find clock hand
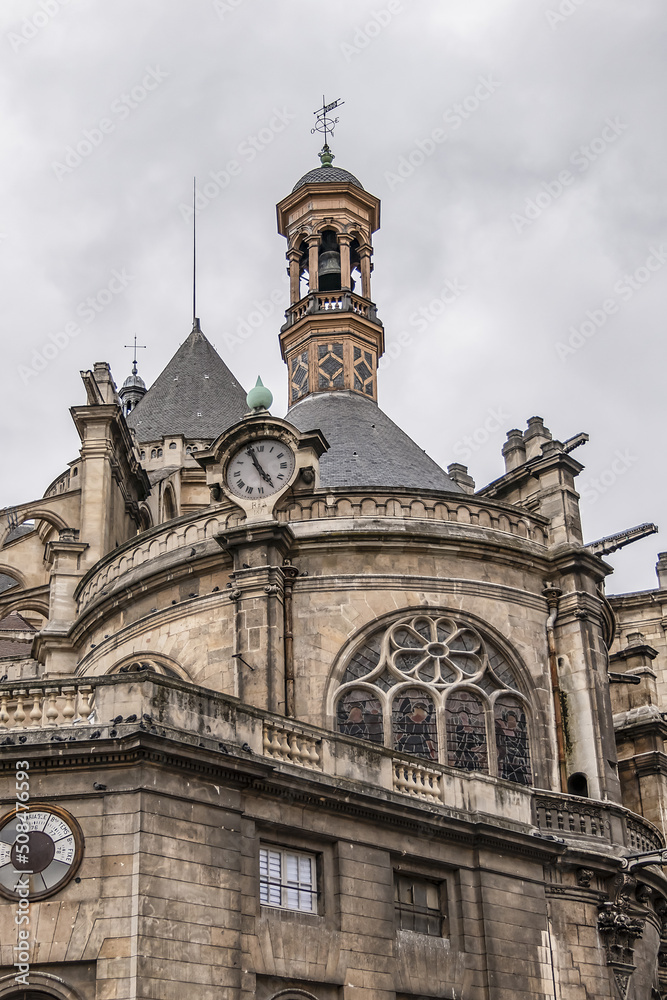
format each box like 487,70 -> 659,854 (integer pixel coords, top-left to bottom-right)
245,446 -> 274,486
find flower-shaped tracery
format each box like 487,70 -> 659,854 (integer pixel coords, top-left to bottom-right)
335,612 -> 532,785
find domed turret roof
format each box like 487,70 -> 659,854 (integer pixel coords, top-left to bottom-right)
292,165 -> 363,192
122,371 -> 146,390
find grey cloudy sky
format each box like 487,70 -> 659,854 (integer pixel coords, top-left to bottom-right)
1,0 -> 665,595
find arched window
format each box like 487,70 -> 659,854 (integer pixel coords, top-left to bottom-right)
336,687 -> 383,744
392,688 -> 437,760
494,696 -> 531,786
333,612 -> 533,785
445,689 -> 488,773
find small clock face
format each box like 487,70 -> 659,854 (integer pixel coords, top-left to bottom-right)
226,438 -> 296,499
0,807 -> 83,900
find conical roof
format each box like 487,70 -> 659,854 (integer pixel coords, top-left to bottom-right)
287,391 -> 463,492
126,320 -> 248,442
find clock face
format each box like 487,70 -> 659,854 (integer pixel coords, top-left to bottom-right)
0,807 -> 83,900
226,438 -> 296,499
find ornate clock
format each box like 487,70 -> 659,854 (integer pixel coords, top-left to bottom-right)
226,438 -> 296,499
0,805 -> 83,900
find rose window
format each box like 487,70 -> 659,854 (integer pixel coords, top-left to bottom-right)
335,613 -> 532,785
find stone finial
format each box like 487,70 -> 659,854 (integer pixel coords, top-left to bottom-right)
626,631 -> 646,647
447,463 -> 475,494
656,552 -> 667,589
502,429 -> 526,472
523,416 -> 552,461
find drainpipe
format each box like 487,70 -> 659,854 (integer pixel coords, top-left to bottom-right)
544,585 -> 568,791
282,561 -> 299,717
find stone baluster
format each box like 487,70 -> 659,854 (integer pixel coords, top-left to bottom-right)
45,689 -> 60,727
62,688 -> 76,725
77,686 -> 94,724
0,695 -> 8,730
14,691 -> 26,730
29,690 -> 43,727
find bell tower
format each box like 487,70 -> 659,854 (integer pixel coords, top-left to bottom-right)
276,141 -> 384,406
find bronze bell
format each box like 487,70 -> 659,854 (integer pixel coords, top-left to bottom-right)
318,249 -> 341,291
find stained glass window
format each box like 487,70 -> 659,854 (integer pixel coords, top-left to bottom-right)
494,697 -> 531,785
392,689 -> 438,761
333,613 -> 532,785
445,690 -> 488,774
336,688 -> 383,744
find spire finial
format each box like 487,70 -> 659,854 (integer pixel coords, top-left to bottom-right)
312,96 -> 345,161
124,335 -> 146,375
192,175 -> 197,325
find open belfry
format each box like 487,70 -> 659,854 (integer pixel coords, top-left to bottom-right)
2,117 -> 667,1000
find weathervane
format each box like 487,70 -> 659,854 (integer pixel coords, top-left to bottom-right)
124,335 -> 146,375
312,96 -> 345,149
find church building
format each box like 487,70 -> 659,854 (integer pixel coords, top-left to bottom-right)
0,139 -> 666,1000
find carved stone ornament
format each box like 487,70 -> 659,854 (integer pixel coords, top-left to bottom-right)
597,875 -> 649,999
577,867 -> 594,888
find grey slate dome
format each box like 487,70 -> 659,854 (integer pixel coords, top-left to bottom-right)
292,165 -> 363,192
287,391 -> 463,493
122,372 -> 146,390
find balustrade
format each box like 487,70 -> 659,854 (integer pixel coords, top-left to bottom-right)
0,684 -> 95,729
262,720 -> 321,770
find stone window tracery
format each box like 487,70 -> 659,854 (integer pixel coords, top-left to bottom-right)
334,613 -> 533,785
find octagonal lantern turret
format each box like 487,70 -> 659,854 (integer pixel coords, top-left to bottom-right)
276,155 -> 385,405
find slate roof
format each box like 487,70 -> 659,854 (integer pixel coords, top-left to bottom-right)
126,320 -> 248,443
0,612 -> 35,660
0,574 -> 18,594
292,165 -> 363,191
287,391 -> 463,492
0,612 -> 35,632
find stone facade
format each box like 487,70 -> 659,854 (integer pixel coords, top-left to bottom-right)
0,153 -> 666,1000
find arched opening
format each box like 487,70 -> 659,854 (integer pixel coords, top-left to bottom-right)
568,771 -> 589,798
162,485 -> 176,522
317,229 -> 341,291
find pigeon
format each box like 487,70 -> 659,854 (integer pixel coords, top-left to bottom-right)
51,734 -> 64,742
241,742 -> 253,754
1,737 -> 15,746
111,715 -> 123,725
18,735 -> 27,744
218,743 -> 229,754
142,714 -> 153,724
92,781 -> 106,790
125,714 -> 137,724
0,675 -> 7,683
89,730 -> 101,739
